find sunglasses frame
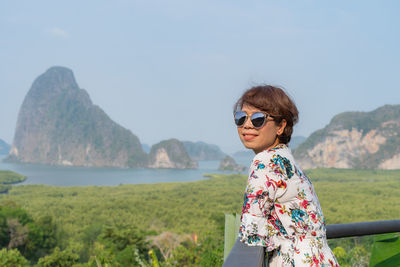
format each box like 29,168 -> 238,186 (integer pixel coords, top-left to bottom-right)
234,111 -> 276,129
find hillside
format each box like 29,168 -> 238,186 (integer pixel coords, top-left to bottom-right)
7,66 -> 147,167
182,141 -> 226,160
294,105 -> 400,169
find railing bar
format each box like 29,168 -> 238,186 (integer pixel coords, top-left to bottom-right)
326,219 -> 400,239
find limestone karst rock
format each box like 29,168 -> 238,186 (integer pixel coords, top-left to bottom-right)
7,66 -> 147,167
148,139 -> 198,169
293,105 -> 400,169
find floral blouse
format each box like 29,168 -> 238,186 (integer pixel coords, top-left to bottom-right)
239,144 -> 339,267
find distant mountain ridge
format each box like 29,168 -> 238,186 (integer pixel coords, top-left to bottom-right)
7,67 -> 148,167
182,141 -> 226,160
141,144 -> 151,153
293,104 -> 400,169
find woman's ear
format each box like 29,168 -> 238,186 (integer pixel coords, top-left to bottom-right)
277,119 -> 287,135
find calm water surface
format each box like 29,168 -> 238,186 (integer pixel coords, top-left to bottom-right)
0,155 -> 252,186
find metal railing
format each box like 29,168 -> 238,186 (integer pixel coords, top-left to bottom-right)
223,219 -> 400,267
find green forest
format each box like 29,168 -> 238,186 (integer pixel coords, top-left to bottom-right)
0,170 -> 26,193
0,168 -> 398,266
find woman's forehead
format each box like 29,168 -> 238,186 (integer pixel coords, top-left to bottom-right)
241,103 -> 262,113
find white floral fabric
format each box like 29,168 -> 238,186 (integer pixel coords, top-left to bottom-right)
239,144 -> 339,267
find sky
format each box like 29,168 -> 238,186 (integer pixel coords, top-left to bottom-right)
1,0 -> 399,154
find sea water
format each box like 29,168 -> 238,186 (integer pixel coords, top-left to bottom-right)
0,155 -> 252,186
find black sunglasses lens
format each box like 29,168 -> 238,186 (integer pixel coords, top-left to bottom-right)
251,113 -> 266,128
234,112 -> 247,126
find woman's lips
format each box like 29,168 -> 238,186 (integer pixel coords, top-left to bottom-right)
243,133 -> 258,140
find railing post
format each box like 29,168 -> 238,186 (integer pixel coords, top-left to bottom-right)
223,240 -> 266,267
223,213 -> 241,260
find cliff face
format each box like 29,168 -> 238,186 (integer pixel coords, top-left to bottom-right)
148,139 -> 198,169
293,105 -> 400,170
182,141 -> 226,160
8,66 -> 147,167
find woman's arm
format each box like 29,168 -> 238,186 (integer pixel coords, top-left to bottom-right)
239,152 -> 287,248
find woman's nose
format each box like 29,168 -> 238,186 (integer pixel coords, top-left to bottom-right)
243,117 -> 253,128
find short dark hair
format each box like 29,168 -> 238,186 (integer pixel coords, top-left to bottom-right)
234,85 -> 299,144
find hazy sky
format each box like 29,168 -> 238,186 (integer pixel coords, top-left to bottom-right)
1,0 -> 399,154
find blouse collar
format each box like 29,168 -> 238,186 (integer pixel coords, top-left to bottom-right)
266,143 -> 288,152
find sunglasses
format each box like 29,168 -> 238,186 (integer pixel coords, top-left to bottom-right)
234,111 -> 275,129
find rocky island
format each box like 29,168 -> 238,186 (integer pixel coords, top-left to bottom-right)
149,139 -> 197,169
294,104 -> 400,169
7,66 -> 148,168
6,67 -> 198,169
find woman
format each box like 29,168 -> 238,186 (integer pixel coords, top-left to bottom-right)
235,85 -> 339,266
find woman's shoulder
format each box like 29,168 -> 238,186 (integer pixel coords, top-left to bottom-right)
253,144 -> 292,162
252,144 -> 298,178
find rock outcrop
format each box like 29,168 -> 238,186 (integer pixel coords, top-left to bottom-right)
182,141 -> 226,160
148,139 -> 198,169
218,156 -> 246,172
293,105 -> 400,169
0,139 -> 10,155
7,66 -> 147,167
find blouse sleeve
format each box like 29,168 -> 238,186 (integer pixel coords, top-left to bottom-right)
238,151 -> 288,249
